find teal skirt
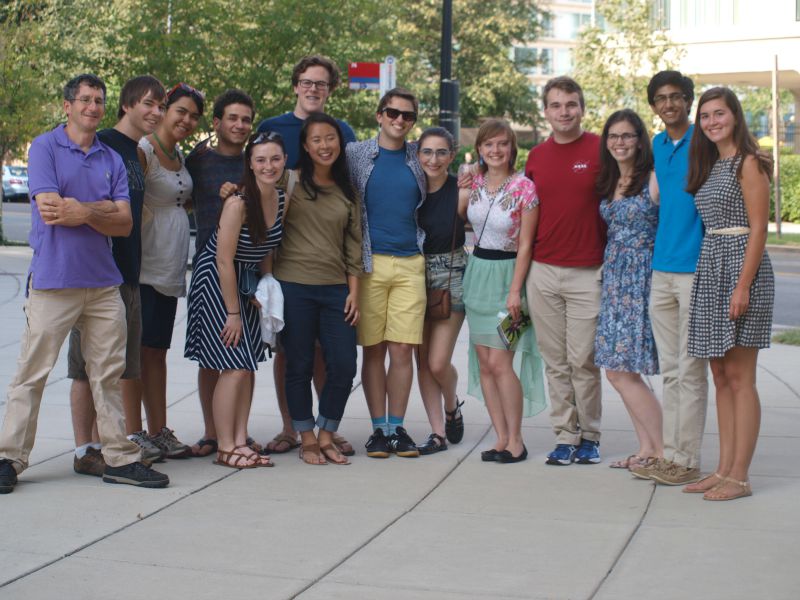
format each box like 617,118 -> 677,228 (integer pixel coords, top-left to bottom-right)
462,255 -> 547,418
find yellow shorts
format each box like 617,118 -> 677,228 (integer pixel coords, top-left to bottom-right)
358,254 -> 426,346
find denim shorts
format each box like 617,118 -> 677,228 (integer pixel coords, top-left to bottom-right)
425,247 -> 467,313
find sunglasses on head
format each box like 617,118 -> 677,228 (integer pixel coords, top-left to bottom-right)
380,107 -> 417,122
168,82 -> 205,101
251,131 -> 283,145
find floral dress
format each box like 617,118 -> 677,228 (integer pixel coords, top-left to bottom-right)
594,184 -> 659,374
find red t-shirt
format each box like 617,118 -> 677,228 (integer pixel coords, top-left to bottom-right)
524,132 -> 606,267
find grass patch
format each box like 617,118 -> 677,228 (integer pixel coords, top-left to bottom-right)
767,232 -> 800,246
772,328 -> 800,345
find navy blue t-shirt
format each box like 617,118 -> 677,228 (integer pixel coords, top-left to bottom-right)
256,112 -> 357,169
365,146 -> 420,256
97,128 -> 145,284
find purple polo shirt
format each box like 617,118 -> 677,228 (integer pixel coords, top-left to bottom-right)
27,124 -> 129,290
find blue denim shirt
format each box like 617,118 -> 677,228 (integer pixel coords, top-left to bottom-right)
346,136 -> 426,273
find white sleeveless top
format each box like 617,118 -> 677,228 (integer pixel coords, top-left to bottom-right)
138,137 -> 192,297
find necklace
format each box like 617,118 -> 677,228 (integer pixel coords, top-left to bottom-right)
153,132 -> 177,161
482,174 -> 514,200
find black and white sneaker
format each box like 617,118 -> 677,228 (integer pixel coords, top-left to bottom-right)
0,459 -> 17,494
103,461 -> 169,488
388,427 -> 420,458
365,429 -> 391,458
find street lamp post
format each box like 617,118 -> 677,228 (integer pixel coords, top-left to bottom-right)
439,0 -> 460,146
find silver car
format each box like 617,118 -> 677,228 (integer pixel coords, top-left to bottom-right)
3,165 -> 29,202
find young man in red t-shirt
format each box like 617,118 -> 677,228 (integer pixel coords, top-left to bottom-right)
524,76 -> 606,465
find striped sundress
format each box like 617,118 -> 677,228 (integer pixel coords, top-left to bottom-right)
184,191 -> 285,370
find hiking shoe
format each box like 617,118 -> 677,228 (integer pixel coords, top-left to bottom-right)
365,429 -> 391,458
0,459 -> 17,494
149,427 -> 191,459
649,461 -> 701,486
630,457 -> 664,480
73,447 -> 106,477
103,461 -> 169,488
575,438 -> 601,464
388,427 -> 420,458
128,431 -> 166,462
546,444 -> 577,465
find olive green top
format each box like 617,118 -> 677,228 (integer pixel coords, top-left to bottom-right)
273,180 -> 363,285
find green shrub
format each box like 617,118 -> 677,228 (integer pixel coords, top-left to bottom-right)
772,154 -> 800,223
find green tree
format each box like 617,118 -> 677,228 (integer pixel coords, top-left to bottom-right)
572,0 -> 683,133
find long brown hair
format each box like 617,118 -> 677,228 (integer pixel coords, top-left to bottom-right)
596,109 -> 653,200
237,131 -> 286,244
686,87 -> 772,195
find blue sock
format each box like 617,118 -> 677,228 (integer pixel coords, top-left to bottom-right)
388,415 -> 404,436
371,416 -> 388,435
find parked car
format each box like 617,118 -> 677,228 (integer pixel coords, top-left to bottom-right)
3,165 -> 29,202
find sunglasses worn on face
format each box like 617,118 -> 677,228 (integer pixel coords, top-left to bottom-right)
380,107 -> 417,122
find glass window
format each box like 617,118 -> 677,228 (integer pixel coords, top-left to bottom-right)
555,48 -> 573,74
514,47 -> 537,75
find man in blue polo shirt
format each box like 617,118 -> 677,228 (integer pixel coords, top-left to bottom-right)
631,71 -> 708,486
0,74 -> 168,493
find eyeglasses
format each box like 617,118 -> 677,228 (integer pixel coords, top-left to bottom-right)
419,148 -> 452,158
297,79 -> 330,91
380,107 -> 417,122
653,92 -> 685,106
607,133 -> 638,143
68,96 -> 106,107
252,131 -> 284,145
168,82 -> 206,101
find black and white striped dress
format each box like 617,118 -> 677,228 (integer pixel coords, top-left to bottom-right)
688,156 -> 774,358
184,191 -> 285,370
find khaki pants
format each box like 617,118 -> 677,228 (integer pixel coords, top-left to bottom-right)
649,271 -> 708,468
0,285 -> 141,473
526,262 -> 602,444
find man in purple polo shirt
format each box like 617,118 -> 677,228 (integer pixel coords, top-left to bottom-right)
0,74 -> 168,494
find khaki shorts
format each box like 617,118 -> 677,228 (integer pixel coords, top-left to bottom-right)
68,283 -> 141,380
357,254 -> 426,347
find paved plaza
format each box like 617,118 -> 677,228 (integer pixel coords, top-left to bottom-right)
0,245 -> 797,599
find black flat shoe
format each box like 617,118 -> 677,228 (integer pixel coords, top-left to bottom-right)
445,399 -> 465,444
481,448 -> 501,462
497,445 -> 528,464
418,433 -> 447,455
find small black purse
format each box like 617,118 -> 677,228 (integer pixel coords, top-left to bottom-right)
238,268 -> 260,297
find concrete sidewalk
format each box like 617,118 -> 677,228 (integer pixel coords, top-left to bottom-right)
0,245 -> 797,600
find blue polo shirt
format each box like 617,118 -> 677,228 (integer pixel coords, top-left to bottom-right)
257,112 -> 357,169
652,125 -> 704,273
27,124 -> 129,290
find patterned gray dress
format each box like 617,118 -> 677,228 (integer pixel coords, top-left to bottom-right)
688,156 -> 774,358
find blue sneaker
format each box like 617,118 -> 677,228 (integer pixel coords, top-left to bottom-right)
574,438 -> 601,464
546,444 -> 577,465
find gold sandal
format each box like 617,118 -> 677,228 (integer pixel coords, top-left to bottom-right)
703,476 -> 752,501
682,472 -> 723,493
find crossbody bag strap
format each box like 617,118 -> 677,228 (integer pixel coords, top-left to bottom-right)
445,194 -> 460,288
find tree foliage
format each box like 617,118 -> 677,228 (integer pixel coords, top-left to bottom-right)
572,0 -> 683,133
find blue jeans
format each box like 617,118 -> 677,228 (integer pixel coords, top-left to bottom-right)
279,281 -> 357,432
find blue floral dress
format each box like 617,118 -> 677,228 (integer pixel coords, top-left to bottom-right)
594,185 -> 659,374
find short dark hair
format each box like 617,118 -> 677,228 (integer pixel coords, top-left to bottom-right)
647,70 -> 694,109
64,74 -> 106,103
166,83 -> 205,115
117,75 -> 166,120
377,87 -> 419,115
291,55 -> 341,91
212,89 -> 255,121
418,127 -> 456,153
542,76 -> 584,110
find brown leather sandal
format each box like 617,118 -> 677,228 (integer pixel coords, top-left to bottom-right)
234,445 -> 273,468
214,448 -> 259,469
299,442 -> 327,465
703,476 -> 752,501
320,443 -> 351,465
682,472 -> 724,493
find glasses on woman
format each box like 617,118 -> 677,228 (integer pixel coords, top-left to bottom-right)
380,107 -> 417,122
607,133 -> 638,143
419,148 -> 452,158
